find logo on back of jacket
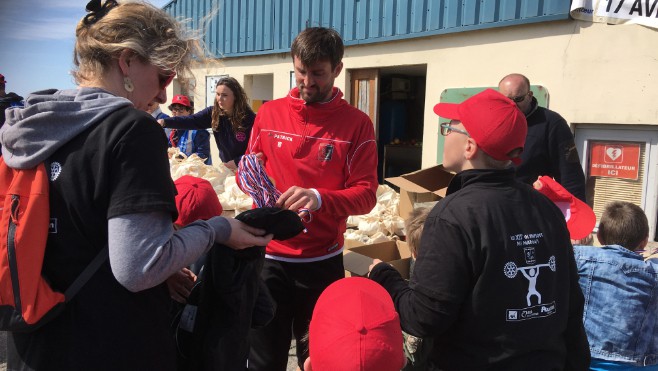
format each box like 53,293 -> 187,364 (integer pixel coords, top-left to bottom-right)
504,232 -> 557,321
49,161 -> 62,234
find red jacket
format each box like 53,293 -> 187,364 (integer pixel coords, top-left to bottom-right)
241,87 -> 378,260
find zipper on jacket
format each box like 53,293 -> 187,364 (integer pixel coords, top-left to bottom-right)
7,195 -> 22,313
294,105 -> 309,158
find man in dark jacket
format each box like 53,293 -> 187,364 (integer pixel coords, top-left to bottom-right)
0,74 -> 24,129
498,73 -> 587,202
369,89 -> 590,370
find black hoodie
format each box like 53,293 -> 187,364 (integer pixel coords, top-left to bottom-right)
371,168 -> 590,370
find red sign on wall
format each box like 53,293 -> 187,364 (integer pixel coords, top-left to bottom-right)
589,142 -> 641,180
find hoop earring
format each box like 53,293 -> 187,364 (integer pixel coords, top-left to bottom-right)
124,77 -> 134,92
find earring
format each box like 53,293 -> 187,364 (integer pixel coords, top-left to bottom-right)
124,77 -> 134,92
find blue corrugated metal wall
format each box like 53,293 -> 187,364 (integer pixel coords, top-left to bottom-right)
163,0 -> 570,58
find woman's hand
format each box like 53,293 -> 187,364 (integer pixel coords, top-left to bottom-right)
224,218 -> 273,250
166,268 -> 197,303
223,160 -> 238,171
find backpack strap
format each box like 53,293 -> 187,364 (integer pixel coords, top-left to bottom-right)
64,246 -> 109,302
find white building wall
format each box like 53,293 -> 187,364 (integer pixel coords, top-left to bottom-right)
170,19 -> 658,237
175,19 -> 657,168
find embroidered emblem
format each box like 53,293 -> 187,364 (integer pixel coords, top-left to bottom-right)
50,162 -> 62,181
235,131 -> 246,142
317,143 -> 334,162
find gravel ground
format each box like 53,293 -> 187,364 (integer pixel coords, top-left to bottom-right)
1,331 -> 6,371
0,330 -> 297,371
2,242 -> 654,371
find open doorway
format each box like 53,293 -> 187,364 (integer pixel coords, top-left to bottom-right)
349,65 -> 427,183
379,66 -> 426,182
244,74 -> 273,113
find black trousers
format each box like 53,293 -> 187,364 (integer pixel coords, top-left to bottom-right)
248,253 -> 344,371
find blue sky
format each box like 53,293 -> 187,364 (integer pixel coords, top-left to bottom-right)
0,0 -> 171,99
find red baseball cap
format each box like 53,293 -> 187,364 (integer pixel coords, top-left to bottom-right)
174,175 -> 223,226
170,94 -> 192,108
308,277 -> 405,371
534,176 -> 596,240
434,88 -> 527,165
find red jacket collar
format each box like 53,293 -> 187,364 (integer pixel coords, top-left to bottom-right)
286,87 -> 346,123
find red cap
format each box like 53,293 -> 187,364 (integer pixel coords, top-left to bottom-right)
534,176 -> 596,240
170,94 -> 192,108
434,88 -> 527,165
174,175 -> 223,226
308,277 -> 405,371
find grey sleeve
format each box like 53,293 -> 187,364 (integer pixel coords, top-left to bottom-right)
108,211 -> 232,292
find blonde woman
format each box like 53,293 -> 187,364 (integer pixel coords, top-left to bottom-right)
0,1 -> 271,369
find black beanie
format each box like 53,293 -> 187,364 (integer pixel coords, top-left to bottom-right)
235,207 -> 305,241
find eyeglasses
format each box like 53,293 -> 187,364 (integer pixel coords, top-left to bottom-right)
509,92 -> 529,103
159,71 -> 176,90
169,106 -> 188,113
440,123 -> 470,137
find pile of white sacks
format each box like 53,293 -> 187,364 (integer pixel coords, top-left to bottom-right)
169,149 -> 406,244
168,149 -> 253,213
344,185 -> 405,244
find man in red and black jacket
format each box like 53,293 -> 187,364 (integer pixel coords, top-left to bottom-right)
238,27 -> 378,370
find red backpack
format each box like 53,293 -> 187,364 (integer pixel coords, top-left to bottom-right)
0,157 -> 106,332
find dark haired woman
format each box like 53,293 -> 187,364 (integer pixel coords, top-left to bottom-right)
160,76 -> 255,171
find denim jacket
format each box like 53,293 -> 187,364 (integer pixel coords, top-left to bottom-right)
574,245 -> 658,366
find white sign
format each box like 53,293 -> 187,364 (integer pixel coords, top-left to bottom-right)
571,0 -> 658,29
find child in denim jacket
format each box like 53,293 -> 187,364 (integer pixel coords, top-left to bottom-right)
573,201 -> 658,370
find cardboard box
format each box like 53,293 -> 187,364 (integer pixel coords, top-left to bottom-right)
343,237 -> 367,249
385,165 -> 454,220
343,240 -> 412,278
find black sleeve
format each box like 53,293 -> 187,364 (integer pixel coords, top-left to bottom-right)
563,245 -> 591,370
162,107 -> 213,131
547,114 -> 587,202
370,215 -> 469,338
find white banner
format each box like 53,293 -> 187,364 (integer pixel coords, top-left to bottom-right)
571,0 -> 658,29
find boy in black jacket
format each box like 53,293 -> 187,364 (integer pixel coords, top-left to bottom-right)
369,89 -> 590,370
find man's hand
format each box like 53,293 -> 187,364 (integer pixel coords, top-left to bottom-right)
157,118 -> 165,127
276,186 -> 318,212
368,259 -> 384,276
223,160 -> 237,171
166,268 -> 197,303
224,218 -> 273,250
252,152 -> 265,165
